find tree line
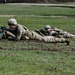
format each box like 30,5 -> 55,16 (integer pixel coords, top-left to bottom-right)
6,0 -> 75,3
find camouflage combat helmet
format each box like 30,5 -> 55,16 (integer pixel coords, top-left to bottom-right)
8,18 -> 17,26
44,25 -> 51,30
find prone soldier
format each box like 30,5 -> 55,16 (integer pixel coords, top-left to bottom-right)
5,18 -> 70,45
35,25 -> 75,38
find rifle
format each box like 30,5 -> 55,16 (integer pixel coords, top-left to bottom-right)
0,26 -> 8,39
35,29 -> 45,36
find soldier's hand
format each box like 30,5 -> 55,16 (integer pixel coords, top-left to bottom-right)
22,36 -> 29,40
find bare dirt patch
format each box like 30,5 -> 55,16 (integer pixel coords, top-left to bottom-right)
0,40 -> 75,54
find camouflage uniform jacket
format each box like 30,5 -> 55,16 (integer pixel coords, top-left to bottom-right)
8,24 -> 29,40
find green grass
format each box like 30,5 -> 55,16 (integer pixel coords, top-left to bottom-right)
0,50 -> 75,75
0,4 -> 75,75
0,4 -> 75,16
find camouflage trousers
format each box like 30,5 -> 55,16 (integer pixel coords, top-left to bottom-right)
54,28 -> 75,38
24,30 -> 67,43
6,29 -> 67,43
63,31 -> 75,38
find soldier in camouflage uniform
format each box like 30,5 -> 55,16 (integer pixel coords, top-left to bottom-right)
6,18 -> 69,45
35,25 -> 75,38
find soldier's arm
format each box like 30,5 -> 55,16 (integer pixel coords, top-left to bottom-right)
5,31 -> 16,38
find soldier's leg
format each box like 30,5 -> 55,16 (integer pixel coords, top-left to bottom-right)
63,31 -> 75,38
25,31 -> 69,45
24,30 -> 43,40
30,31 -> 43,40
42,36 -> 69,45
30,32 -> 69,45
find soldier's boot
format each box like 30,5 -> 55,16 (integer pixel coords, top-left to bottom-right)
65,40 -> 70,46
42,36 -> 70,45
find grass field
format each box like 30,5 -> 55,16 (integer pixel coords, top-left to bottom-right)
0,4 -> 75,16
0,4 -> 75,75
